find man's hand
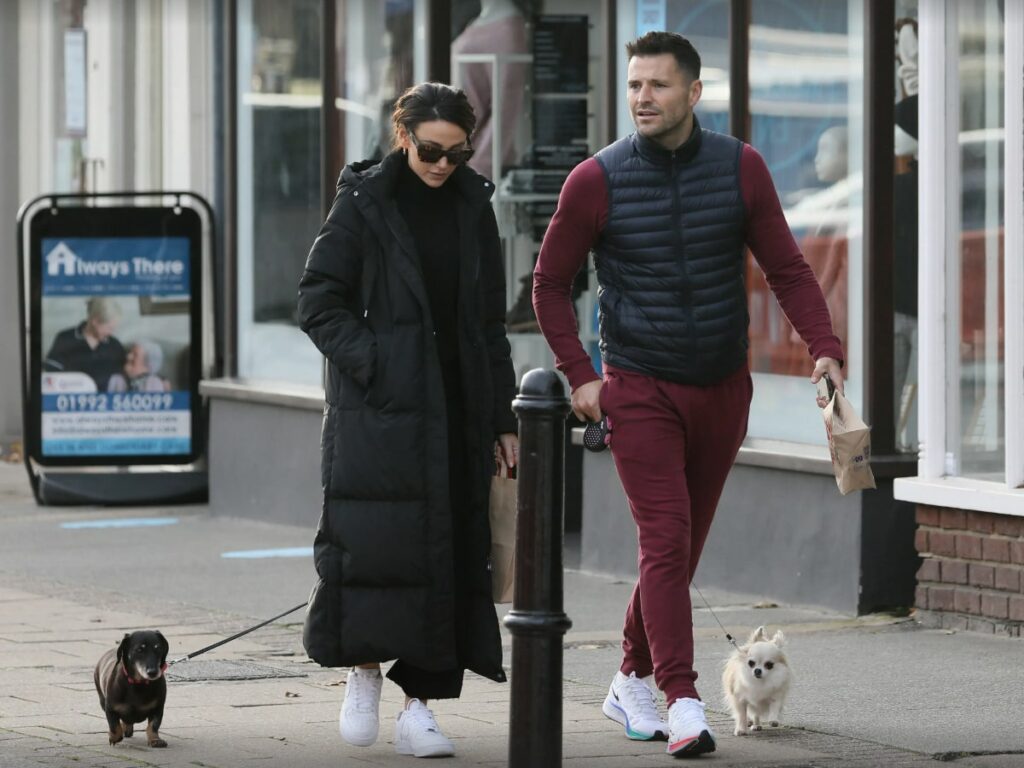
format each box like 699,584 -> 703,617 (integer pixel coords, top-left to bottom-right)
571,379 -> 603,423
811,357 -> 844,408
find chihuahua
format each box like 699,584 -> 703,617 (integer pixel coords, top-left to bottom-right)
722,626 -> 791,736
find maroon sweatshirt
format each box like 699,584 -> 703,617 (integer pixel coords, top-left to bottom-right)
532,143 -> 845,391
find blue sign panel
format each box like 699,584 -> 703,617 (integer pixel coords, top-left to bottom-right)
41,238 -> 190,297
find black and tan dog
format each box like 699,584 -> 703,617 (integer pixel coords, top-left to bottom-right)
94,630 -> 170,747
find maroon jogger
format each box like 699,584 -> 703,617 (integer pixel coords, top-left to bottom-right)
600,362 -> 753,706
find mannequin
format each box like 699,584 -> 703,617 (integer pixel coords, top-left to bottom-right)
451,0 -> 528,180
814,125 -> 848,186
893,17 -> 919,451
476,0 -> 521,23
894,19 -> 919,161
787,125 -> 849,361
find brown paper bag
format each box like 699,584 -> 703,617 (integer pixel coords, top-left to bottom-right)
488,457 -> 517,603
818,377 -> 876,495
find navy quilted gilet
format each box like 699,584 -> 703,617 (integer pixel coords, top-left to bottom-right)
593,122 -> 748,385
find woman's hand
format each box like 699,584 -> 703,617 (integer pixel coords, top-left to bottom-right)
497,433 -> 519,468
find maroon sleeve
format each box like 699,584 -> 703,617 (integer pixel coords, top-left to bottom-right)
740,145 -> 845,365
532,158 -> 608,390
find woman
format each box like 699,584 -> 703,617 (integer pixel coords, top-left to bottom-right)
107,340 -> 170,393
297,82 -> 519,759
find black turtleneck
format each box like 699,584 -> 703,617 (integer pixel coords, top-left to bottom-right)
395,161 -> 461,364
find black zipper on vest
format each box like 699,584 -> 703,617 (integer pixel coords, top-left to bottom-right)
670,153 -> 696,365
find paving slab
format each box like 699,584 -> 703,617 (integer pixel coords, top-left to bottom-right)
2,463 -> 1024,767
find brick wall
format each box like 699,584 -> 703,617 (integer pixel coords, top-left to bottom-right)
914,506 -> 1024,636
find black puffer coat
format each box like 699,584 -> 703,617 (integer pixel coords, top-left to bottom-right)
297,150 -> 516,682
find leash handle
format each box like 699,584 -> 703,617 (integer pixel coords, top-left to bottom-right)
168,601 -> 308,666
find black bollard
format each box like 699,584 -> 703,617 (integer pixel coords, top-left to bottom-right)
506,368 -> 573,768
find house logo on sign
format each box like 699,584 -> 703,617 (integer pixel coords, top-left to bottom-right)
46,242 -> 78,276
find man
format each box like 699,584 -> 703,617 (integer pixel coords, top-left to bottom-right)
533,32 -> 844,758
44,296 -> 126,392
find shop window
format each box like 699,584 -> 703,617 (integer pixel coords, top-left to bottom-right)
745,0 -> 865,444
236,0 -> 323,384
235,0 -> 422,384
949,0 -> 1005,480
334,0 -> 421,164
661,1 -> 730,131
894,0 -> 1021,511
893,3 -> 919,455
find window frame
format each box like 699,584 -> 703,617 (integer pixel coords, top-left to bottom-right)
894,0 -> 1024,514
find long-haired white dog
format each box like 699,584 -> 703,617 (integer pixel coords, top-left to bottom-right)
722,626 -> 791,735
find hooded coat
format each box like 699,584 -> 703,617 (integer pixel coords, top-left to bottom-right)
297,150 -> 516,683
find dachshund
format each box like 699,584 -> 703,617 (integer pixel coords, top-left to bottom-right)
94,630 -> 169,747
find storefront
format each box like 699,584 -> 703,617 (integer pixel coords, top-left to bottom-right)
4,1 -> 1019,618
205,0 -> 927,613
893,0 -> 1023,635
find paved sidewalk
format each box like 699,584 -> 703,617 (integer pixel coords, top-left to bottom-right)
1,464 -> 1023,767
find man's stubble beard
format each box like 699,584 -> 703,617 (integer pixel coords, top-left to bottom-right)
635,110 -> 690,147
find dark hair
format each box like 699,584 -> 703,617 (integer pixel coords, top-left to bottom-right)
626,31 -> 701,81
391,82 -> 477,148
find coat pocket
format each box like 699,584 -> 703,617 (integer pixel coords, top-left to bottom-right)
364,332 -> 390,408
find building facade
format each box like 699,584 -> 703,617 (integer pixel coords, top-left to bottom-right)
3,0 -> 1021,622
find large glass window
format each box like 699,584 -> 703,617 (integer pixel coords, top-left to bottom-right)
893,2 -> 920,454
236,0 -> 323,383
666,1 -> 730,133
336,0 -> 423,164
949,0 -> 1005,480
614,0 -> 858,445
616,1 -> 729,145
235,0 -> 422,384
894,0 -> 1021,511
745,0 -> 864,443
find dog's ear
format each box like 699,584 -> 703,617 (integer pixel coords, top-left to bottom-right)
771,630 -> 786,648
749,625 -> 767,643
155,631 -> 169,663
116,633 -> 132,664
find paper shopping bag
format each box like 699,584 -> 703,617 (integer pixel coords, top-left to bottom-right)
817,377 -> 876,495
488,457 -> 518,603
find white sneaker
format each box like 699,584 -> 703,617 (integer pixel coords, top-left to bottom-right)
602,671 -> 668,741
667,697 -> 716,757
394,699 -> 455,758
339,667 -> 383,747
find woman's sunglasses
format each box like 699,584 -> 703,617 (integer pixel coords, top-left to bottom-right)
408,133 -> 475,166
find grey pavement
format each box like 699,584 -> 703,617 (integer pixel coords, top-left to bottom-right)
0,462 -> 1022,768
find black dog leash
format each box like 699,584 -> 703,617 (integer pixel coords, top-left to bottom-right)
692,581 -> 740,650
168,601 -> 308,666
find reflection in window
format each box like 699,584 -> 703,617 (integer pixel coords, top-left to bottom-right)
247,0 -> 322,325
236,0 -> 323,383
745,0 -> 863,443
665,0 -> 730,134
234,0 -> 421,384
951,0 -> 1005,480
335,0 -> 418,165
893,4 -> 919,454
